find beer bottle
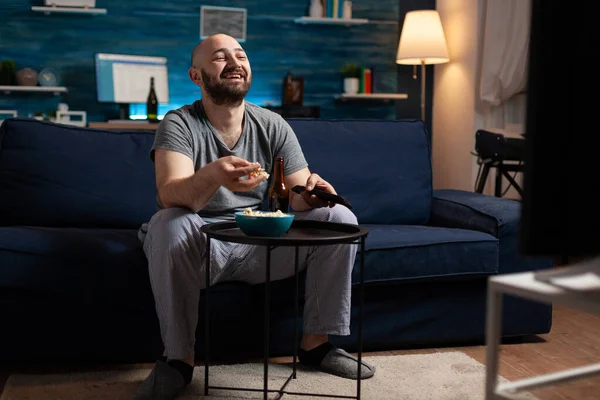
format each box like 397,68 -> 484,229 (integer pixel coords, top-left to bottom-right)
146,77 -> 158,121
268,156 -> 289,212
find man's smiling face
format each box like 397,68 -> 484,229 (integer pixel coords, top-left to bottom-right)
190,34 -> 252,106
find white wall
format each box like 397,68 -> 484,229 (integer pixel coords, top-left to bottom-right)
433,0 -> 493,194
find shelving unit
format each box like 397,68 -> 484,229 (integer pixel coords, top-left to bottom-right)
31,6 -> 107,15
337,93 -> 408,101
294,16 -> 369,25
0,86 -> 68,95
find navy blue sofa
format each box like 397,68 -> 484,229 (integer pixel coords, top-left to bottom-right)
0,117 -> 553,363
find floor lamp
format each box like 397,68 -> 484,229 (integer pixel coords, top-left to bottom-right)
396,10 -> 450,122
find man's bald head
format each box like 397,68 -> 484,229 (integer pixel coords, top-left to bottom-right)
188,33 -> 251,106
190,34 -> 243,67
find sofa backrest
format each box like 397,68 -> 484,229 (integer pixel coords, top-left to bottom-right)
0,118 -> 157,228
0,117 -> 432,228
288,119 -> 432,225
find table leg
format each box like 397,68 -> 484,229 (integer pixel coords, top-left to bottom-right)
293,245 -> 299,379
495,167 -> 503,197
264,246 -> 271,400
357,237 -> 365,400
204,237 -> 211,396
485,280 -> 503,400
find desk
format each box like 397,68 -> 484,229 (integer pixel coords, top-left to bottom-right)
88,122 -> 159,131
485,260 -> 600,399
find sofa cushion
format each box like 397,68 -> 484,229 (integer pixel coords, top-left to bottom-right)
353,225 -> 499,284
0,118 -> 157,229
1,224 -> 498,295
288,119 -> 432,225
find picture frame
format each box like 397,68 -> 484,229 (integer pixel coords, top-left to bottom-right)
56,110 -> 87,127
200,6 -> 247,43
282,77 -> 304,106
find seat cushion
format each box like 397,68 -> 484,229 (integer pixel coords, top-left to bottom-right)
0,224 -> 498,302
0,226 -> 151,306
353,225 -> 499,284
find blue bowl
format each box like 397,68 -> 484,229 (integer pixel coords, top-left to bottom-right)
234,211 -> 295,237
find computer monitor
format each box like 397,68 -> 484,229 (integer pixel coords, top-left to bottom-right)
94,53 -> 170,120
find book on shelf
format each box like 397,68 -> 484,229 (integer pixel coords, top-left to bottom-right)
358,67 -> 374,94
324,0 -> 344,18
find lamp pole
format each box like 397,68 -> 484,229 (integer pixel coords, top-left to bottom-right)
420,59 -> 426,122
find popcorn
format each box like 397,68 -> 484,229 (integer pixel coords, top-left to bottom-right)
249,167 -> 269,179
242,208 -> 286,217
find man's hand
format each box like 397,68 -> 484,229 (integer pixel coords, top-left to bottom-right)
301,173 -> 337,208
207,156 -> 266,192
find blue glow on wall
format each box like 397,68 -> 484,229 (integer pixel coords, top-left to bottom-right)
0,0 -> 403,122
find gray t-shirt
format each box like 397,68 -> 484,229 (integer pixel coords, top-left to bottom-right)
150,100 -> 308,221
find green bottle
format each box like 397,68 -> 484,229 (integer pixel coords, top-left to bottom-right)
146,77 -> 158,121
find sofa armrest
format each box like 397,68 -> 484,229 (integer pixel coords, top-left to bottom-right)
429,189 -> 553,273
429,189 -> 517,238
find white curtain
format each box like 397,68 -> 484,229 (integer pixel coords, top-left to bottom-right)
476,0 -> 531,133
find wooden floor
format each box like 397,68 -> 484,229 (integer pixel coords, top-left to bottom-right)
1,304 -> 598,399
397,305 -> 600,399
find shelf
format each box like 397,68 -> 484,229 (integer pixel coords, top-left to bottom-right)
337,93 -> 409,101
88,122 -> 159,131
0,85 -> 68,95
31,6 -> 107,15
294,16 -> 369,25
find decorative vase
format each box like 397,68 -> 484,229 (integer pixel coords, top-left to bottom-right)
343,0 -> 352,19
16,68 -> 38,86
309,0 -> 323,18
343,77 -> 359,94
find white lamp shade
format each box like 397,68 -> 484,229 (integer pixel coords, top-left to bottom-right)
396,10 -> 450,65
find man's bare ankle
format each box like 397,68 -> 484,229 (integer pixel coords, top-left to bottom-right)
300,334 -> 328,351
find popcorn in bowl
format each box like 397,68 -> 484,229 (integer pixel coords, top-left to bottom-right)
235,208 -> 295,237
242,208 -> 287,217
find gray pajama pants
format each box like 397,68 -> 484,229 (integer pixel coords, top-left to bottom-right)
138,206 -> 358,360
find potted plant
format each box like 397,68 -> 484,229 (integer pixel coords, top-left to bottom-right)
0,59 -> 16,86
340,63 -> 361,94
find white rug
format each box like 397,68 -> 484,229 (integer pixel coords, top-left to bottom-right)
1,352 -> 537,400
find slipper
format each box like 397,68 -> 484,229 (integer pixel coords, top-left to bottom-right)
134,360 -> 186,400
319,347 -> 376,380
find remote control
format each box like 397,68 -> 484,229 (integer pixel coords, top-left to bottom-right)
291,185 -> 353,209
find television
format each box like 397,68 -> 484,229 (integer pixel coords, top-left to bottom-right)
519,0 -> 598,259
94,53 -> 170,120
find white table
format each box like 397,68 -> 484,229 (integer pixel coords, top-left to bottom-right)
485,257 -> 600,399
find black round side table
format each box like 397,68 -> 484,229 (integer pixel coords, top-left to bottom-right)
201,219 -> 369,400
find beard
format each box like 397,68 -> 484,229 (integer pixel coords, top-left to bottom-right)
201,67 -> 252,106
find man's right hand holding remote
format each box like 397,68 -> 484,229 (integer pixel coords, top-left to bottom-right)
301,174 -> 337,209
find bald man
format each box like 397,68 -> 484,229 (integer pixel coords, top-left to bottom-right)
134,34 -> 375,400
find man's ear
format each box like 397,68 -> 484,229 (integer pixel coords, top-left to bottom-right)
188,67 -> 202,86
